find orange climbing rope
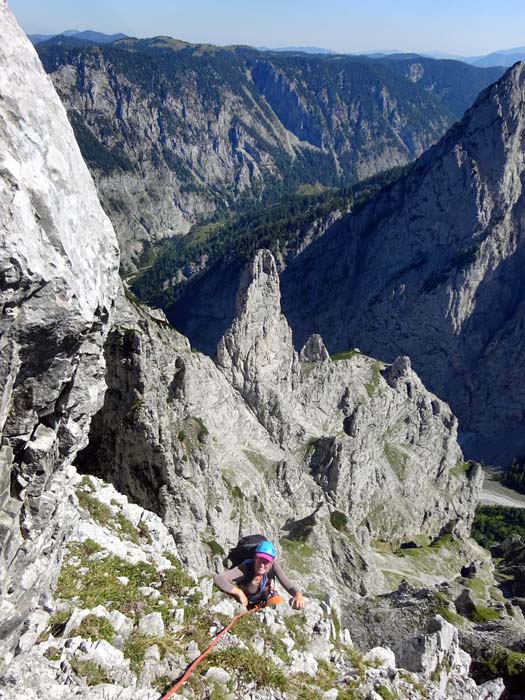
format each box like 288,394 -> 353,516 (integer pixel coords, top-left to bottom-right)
160,595 -> 284,699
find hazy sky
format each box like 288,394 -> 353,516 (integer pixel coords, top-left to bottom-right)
8,0 -> 525,57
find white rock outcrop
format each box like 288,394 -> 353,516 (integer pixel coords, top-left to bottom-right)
0,0 -> 119,670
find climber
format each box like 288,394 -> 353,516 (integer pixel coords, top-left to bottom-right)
213,539 -> 305,610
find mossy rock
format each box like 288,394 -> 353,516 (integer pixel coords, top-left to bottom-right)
472,647 -> 525,693
469,604 -> 501,624
330,510 -> 348,531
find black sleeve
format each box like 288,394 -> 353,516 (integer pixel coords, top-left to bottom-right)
272,561 -> 301,596
213,562 -> 249,594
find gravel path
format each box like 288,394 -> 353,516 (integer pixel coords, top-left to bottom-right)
480,474 -> 525,509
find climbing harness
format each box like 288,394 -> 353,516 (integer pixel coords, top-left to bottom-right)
160,594 -> 283,699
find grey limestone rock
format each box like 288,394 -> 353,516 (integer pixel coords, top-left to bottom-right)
300,334 -> 330,363
83,250 -> 481,612
363,646 -> 396,669
137,613 -> 165,638
395,615 -> 463,677
0,0 -> 119,669
204,667 -> 232,685
281,62 -> 525,466
217,250 -> 482,545
79,639 -> 127,670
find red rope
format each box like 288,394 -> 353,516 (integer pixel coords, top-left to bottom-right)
160,603 -> 264,699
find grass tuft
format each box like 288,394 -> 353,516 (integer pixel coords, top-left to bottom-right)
330,510 -> 348,531
75,615 -> 115,643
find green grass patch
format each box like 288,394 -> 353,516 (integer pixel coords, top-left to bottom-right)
179,609 -> 216,652
70,659 -> 111,686
473,648 -> 525,682
303,437 -> 320,459
44,646 -> 61,661
79,538 -> 103,556
138,520 -> 152,544
199,647 -> 287,689
330,349 -> 359,362
449,460 -> 473,479
79,475 -> 94,491
464,577 -> 486,598
154,675 -> 175,694
231,485 -> 243,499
114,512 -> 140,544
429,534 -> 454,549
344,646 -> 366,681
75,615 -> 115,643
131,399 -> 144,412
384,443 -> 408,480
371,539 -> 393,553
469,604 -> 501,624
283,613 -> 309,651
337,685 -> 364,700
205,540 -> 225,556
375,686 -> 397,700
288,660 -> 338,698
434,592 -> 465,627
77,489 -> 143,544
365,361 -> 382,398
76,491 -> 113,527
295,183 -> 333,196
124,632 -> 181,675
55,544 -> 193,626
233,613 -> 290,663
243,449 -> 272,471
46,609 -> 71,638
330,510 -> 348,531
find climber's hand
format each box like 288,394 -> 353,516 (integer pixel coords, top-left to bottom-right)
291,592 -> 305,610
231,587 -> 248,608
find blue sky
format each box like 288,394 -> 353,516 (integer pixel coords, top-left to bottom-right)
8,0 -> 525,56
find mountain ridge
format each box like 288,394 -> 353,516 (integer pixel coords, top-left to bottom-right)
278,61 -> 525,465
28,29 -> 128,45
0,6 -> 520,697
36,37 -> 503,268
151,62 -> 525,467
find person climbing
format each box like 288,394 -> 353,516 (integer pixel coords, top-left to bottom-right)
213,539 -> 305,610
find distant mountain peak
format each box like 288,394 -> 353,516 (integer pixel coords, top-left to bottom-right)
455,60 -> 525,141
28,29 -> 128,45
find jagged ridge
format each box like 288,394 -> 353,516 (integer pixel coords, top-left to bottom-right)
279,62 -> 525,466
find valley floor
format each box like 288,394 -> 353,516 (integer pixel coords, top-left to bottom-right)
480,474 -> 525,509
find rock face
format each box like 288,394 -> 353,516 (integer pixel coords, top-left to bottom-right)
82,252 -> 481,610
35,39 -> 491,268
217,251 -> 482,543
280,62 -> 525,465
0,0 -> 119,672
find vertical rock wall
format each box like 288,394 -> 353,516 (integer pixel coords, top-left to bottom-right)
0,0 -> 119,670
